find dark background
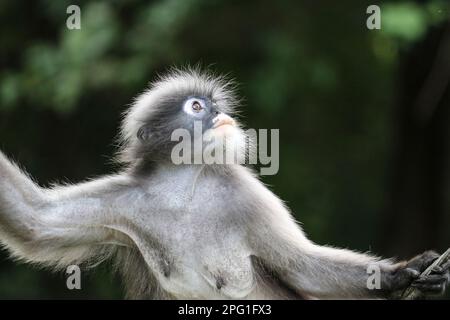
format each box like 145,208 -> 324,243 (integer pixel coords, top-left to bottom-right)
0,0 -> 449,299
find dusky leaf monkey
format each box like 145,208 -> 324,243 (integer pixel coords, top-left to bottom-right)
0,69 -> 448,299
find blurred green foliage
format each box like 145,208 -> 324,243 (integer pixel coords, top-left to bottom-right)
0,0 -> 448,298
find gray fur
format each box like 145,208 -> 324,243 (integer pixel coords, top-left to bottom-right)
0,68 -> 448,299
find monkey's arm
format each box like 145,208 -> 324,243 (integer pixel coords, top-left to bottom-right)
0,151 -> 130,268
246,187 -> 449,299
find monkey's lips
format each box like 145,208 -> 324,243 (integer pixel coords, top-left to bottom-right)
212,114 -> 236,130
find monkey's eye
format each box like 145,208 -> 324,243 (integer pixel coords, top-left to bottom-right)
183,98 -> 206,117
192,101 -> 203,112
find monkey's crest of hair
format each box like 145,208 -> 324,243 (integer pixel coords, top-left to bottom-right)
117,68 -> 240,166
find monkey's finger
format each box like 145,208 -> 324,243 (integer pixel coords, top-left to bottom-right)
407,251 -> 439,272
413,275 -> 446,285
431,259 -> 450,270
390,268 -> 420,290
404,268 -> 420,278
411,282 -> 446,294
431,266 -> 444,274
419,251 -> 440,270
430,261 -> 450,281
442,260 -> 450,271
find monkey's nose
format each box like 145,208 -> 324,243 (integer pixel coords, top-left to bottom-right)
212,113 -> 236,128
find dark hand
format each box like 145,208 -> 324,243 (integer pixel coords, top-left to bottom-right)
384,251 -> 450,299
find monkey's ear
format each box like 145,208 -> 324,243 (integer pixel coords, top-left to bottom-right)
137,126 -> 150,141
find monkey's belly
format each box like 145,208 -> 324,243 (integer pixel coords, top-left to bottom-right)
152,256 -> 302,299
155,250 -> 256,299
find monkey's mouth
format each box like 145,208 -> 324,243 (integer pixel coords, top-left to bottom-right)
212,114 -> 236,129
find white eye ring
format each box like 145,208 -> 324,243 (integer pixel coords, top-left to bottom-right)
183,98 -> 205,116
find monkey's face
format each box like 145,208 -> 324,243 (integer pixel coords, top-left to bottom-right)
120,70 -> 247,166
179,96 -> 246,164
142,95 -> 246,165
181,96 -> 236,134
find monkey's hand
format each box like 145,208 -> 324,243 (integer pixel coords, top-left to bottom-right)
383,251 -> 450,299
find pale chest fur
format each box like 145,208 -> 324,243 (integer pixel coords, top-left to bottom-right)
122,165 -> 257,299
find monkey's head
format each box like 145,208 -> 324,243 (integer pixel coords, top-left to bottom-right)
118,68 -> 247,168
